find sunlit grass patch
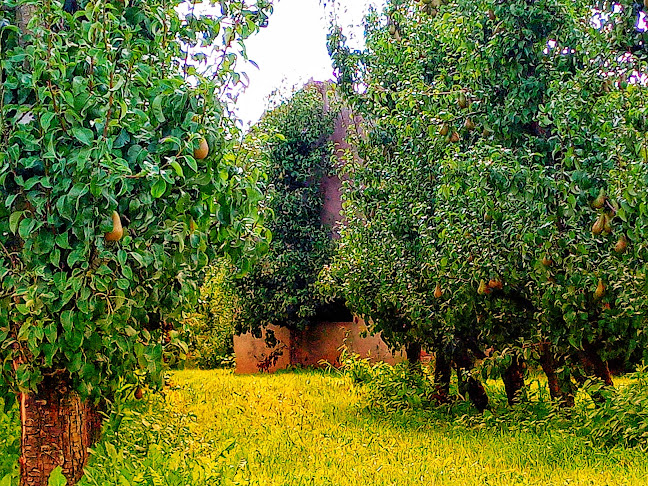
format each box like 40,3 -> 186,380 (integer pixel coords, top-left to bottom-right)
167,369 -> 648,486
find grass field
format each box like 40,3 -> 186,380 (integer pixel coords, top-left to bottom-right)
158,369 -> 648,486
2,369 -> 648,485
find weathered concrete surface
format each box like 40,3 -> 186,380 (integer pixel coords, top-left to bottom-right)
234,318 -> 406,374
233,325 -> 292,374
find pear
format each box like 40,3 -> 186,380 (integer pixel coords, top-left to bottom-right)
640,146 -> 648,162
439,124 -> 449,136
449,131 -> 460,143
458,92 -> 468,109
594,278 -> 605,300
105,211 -> 124,242
614,235 -> 628,254
134,387 -> 143,400
464,118 -> 476,130
644,0 -> 648,10
603,214 -> 613,234
542,255 -> 552,267
488,9 -> 496,21
488,279 -> 503,290
194,137 -> 209,160
434,284 -> 443,299
592,189 -> 606,209
592,214 -> 605,235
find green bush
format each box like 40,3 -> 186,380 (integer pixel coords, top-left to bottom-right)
338,350 -> 438,411
0,397 -> 19,485
78,382 -> 238,486
181,265 -> 237,369
578,367 -> 648,451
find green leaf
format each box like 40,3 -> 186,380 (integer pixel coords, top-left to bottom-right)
72,127 -> 94,146
61,310 -> 74,333
41,111 -> 56,132
152,94 -> 165,123
170,161 -> 184,178
9,211 -> 24,234
151,178 -> 167,198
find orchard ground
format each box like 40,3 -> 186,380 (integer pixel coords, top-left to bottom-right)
2,368 -> 648,486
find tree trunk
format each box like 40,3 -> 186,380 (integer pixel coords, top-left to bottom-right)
574,339 -> 614,405
466,376 -> 489,412
581,339 -> 614,387
538,343 -> 574,407
405,342 -> 421,365
432,349 -> 451,403
20,377 -> 102,486
501,353 -> 526,406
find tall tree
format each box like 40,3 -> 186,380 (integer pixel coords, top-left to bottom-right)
233,83 -> 342,342
328,0 -> 648,407
0,0 -> 271,483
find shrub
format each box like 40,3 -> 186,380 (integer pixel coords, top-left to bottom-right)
181,265 -> 237,369
79,383 -> 240,486
0,397 -> 19,484
577,366 -> 648,451
338,350 -> 437,411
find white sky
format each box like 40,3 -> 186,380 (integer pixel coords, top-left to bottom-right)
234,0 -> 385,127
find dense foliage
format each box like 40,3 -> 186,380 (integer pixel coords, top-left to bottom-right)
328,0 -> 648,406
233,84 -> 341,338
0,0 -> 271,401
181,264 -> 237,369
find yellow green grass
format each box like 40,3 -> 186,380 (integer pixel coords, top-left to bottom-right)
3,369 -> 647,485
159,369 -> 648,486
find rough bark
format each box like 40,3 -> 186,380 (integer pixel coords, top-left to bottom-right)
20,378 -> 101,486
466,376 -> 489,413
16,4 -> 38,45
574,339 -> 614,405
432,350 -> 451,403
501,353 -> 526,406
452,337 -> 489,411
581,339 -> 614,387
538,343 -> 575,407
405,342 -> 421,365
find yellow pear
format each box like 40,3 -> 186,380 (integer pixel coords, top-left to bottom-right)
458,92 -> 468,109
542,255 -> 552,267
105,211 -> 123,242
594,279 -> 605,300
434,284 -> 443,299
449,131 -> 460,143
592,189 -> 606,209
439,124 -> 449,136
193,137 -> 209,160
464,118 -> 476,130
614,235 -> 627,254
488,278 -> 503,290
603,214 -> 613,234
592,214 -> 605,235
